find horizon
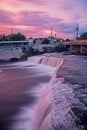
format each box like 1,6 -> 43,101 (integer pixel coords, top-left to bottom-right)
0,0 -> 87,39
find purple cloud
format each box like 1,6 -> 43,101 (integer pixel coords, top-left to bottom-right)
18,10 -> 76,37
71,14 -> 81,21
18,11 -> 62,27
1,0 -> 87,39
60,4 -> 73,10
0,9 -> 78,37
0,10 -> 14,24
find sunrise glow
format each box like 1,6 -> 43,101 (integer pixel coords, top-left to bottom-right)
0,0 -> 87,39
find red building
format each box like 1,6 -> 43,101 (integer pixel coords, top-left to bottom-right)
63,40 -> 87,55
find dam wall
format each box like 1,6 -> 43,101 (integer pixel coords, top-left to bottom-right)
28,55 -> 84,130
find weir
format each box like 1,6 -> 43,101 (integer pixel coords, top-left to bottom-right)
28,56 -> 83,130
28,56 -> 63,68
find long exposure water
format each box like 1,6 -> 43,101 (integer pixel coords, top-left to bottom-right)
0,54 -> 87,130
33,54 -> 87,130
0,61 -> 55,130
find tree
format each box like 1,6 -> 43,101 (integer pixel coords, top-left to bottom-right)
16,32 -> 26,41
8,34 -> 17,41
33,39 -> 36,44
80,32 -> 87,40
76,37 -> 81,40
42,38 -> 50,44
0,34 -> 8,41
8,32 -> 26,41
0,32 -> 26,41
25,46 -> 34,57
55,43 -> 67,52
65,39 -> 71,42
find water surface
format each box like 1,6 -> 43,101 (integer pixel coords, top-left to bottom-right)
0,61 -> 55,130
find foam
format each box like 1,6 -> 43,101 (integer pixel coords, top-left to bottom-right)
33,77 -> 82,130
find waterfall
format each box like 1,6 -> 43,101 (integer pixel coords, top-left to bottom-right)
33,77 -> 84,130
28,56 -> 43,64
50,78 -> 81,130
33,85 -> 52,130
30,56 -> 84,130
28,56 -> 63,68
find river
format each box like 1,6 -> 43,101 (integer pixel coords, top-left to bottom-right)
0,54 -> 87,130
32,54 -> 87,130
0,61 -> 55,130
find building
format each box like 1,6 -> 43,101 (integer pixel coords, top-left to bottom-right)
28,38 -> 34,46
63,40 -> 87,55
0,40 -> 29,61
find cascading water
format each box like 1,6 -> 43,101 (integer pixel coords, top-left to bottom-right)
28,56 -> 43,64
50,78 -> 84,130
28,56 -> 63,68
33,77 -> 85,130
31,56 -> 85,130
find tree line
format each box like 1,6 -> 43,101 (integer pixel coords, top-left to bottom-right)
0,32 -> 26,41
0,32 -> 87,42
76,32 -> 87,40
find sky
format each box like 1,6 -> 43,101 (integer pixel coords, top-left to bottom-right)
0,0 -> 87,39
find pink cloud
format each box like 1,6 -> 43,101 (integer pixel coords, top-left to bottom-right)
0,9 -> 80,38
0,0 -> 87,39
18,0 -> 46,6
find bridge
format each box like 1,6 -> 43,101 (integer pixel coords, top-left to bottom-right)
63,40 -> 87,55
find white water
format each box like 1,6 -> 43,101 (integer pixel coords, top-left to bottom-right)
0,55 -> 85,130
33,77 -> 85,130
29,56 -> 84,130
28,56 -> 63,68
28,56 -> 43,64
10,83 -> 48,130
50,78 -> 80,130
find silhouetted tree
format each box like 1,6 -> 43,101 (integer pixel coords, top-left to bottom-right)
25,47 -> 34,57
65,39 -> 71,42
55,43 -> 67,52
0,34 -> 8,41
33,39 -> 36,44
80,32 -> 87,40
0,33 -> 26,41
8,32 -> 26,41
42,38 -> 50,44
76,37 -> 81,40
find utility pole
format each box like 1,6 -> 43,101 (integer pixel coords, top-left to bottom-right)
75,24 -> 79,38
